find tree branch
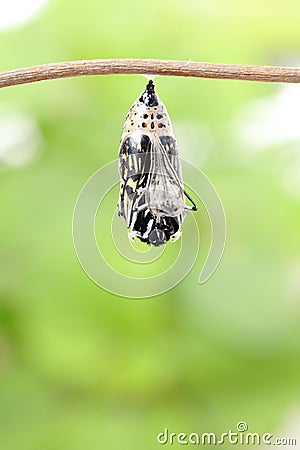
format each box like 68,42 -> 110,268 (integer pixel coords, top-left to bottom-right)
1,58 -> 300,89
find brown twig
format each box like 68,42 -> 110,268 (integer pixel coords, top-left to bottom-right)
1,58 -> 300,89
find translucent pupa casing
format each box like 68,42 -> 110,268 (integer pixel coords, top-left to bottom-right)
118,80 -> 194,246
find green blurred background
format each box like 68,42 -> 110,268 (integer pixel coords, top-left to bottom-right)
1,0 -> 300,448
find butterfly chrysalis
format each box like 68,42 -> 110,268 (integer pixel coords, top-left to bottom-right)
118,80 -> 197,247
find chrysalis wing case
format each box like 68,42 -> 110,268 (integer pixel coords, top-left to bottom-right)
118,80 -> 197,247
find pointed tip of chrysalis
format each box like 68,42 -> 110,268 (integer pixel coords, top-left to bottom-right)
139,79 -> 159,107
147,79 -> 154,88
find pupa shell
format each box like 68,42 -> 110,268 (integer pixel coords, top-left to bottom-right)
118,80 -> 196,246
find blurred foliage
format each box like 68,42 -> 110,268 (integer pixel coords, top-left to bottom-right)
1,0 -> 300,449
